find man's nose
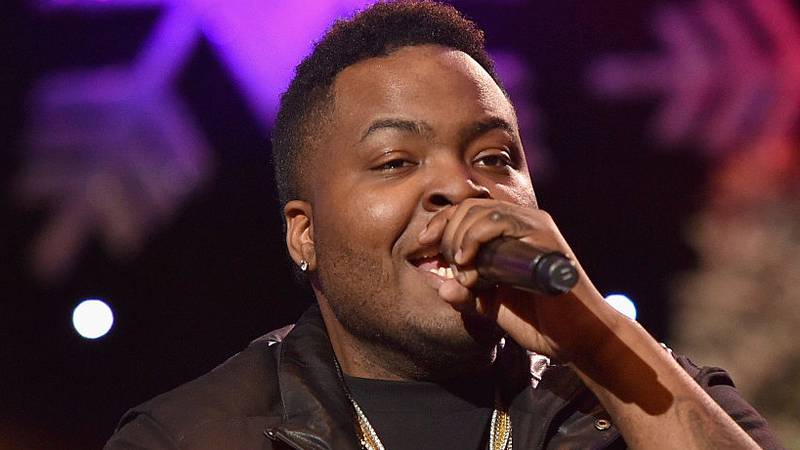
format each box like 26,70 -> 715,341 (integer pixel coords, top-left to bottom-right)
422,162 -> 490,211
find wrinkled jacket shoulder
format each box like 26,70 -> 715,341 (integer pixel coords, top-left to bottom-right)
104,325 -> 294,450
104,308 -> 781,450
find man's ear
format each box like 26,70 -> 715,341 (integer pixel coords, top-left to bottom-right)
284,200 -> 316,271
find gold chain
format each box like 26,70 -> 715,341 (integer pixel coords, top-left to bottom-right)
488,408 -> 513,450
349,398 -> 512,450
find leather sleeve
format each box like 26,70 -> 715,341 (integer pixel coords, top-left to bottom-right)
675,354 -> 786,450
104,412 -> 179,450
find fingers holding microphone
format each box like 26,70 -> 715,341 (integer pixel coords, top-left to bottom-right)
417,200 -> 622,361
417,201 -> 492,307
417,199 -> 572,310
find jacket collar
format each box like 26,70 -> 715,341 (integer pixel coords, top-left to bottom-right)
271,304 -> 363,449
268,304 -> 593,450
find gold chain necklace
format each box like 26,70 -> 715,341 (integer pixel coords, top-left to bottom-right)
348,397 -> 513,450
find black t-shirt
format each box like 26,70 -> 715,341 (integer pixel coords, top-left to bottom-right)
344,371 -> 498,450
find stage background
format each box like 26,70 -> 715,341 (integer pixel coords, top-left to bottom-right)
2,0 -> 798,447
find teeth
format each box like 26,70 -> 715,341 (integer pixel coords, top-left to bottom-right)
429,267 -> 456,279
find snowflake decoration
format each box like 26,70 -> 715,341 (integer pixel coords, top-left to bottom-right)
18,0 -> 540,282
17,0 -> 538,280
18,0 -> 372,281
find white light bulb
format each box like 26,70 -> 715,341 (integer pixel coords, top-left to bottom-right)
72,299 -> 114,339
604,294 -> 638,321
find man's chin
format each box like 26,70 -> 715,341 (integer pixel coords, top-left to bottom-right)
337,303 -> 501,378
417,292 -> 505,352
460,311 -> 506,348
389,310 -> 503,377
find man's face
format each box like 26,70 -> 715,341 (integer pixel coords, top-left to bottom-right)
308,45 -> 537,374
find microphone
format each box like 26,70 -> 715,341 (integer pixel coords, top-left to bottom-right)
475,238 -> 578,295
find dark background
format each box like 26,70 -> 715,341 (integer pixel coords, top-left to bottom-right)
2,1 -> 710,447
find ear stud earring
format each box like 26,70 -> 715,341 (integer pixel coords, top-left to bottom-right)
299,260 -> 309,272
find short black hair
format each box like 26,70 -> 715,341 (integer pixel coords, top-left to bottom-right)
271,0 -> 504,207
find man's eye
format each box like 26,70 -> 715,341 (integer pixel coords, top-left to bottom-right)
375,159 -> 415,171
475,152 -> 513,168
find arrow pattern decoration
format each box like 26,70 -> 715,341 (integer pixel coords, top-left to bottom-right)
587,0 -> 800,445
587,0 -> 800,156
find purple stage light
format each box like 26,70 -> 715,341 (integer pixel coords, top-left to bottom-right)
587,0 -> 800,156
491,49 -> 550,179
35,0 -> 373,126
21,0 -> 374,280
19,0 -> 539,281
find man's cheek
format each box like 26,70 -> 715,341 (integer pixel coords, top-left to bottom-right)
364,198 -> 398,224
493,180 -> 536,208
357,191 -> 411,240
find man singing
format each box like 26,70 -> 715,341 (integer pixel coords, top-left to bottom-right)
106,1 -> 781,449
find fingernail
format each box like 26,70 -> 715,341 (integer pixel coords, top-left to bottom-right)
457,272 -> 466,283
454,248 -> 463,263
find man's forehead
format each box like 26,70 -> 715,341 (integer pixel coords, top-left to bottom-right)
359,116 -> 517,145
329,45 -> 516,136
334,45 -> 499,95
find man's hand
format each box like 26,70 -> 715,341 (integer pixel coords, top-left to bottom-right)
419,200 -> 764,450
418,199 -> 619,364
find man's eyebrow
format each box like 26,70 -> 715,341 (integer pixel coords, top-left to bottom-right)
458,117 -> 517,147
360,118 -> 433,142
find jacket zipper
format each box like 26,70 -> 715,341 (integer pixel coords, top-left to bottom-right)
265,428 -> 306,450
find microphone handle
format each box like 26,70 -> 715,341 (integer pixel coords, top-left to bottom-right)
475,238 -> 578,295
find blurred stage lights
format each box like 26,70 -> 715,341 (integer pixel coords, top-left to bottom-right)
72,299 -> 114,339
66,295 -> 634,339
604,294 -> 638,320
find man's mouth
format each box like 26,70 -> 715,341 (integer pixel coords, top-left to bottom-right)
408,252 -> 456,279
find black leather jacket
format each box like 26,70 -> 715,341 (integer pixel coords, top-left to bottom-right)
105,305 -> 780,449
